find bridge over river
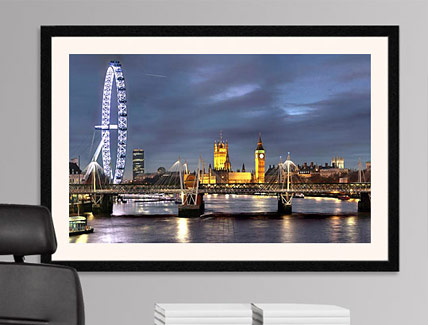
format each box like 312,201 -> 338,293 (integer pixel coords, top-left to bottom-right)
70,182 -> 371,217
70,182 -> 370,195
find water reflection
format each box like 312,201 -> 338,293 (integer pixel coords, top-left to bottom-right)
281,215 -> 295,243
347,216 -> 356,226
177,218 -> 189,243
328,216 -> 342,243
74,234 -> 88,244
346,216 -> 358,242
70,196 -> 370,244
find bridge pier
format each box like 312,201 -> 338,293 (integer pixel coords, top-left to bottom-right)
178,193 -> 205,218
358,192 -> 371,212
69,195 -> 93,214
92,194 -> 114,215
278,194 -> 292,215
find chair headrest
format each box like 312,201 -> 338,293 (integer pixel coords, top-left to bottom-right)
0,204 -> 57,257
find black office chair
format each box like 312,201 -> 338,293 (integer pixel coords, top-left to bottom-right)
0,204 -> 85,325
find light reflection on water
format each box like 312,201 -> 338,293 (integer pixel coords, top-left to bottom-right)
177,218 -> 189,243
70,195 -> 370,244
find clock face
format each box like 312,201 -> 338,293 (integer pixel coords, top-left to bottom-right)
259,153 -> 264,159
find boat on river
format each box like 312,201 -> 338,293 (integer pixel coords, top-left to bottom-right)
69,215 -> 94,236
338,194 -> 351,200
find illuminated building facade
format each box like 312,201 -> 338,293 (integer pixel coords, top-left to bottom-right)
200,164 -> 217,184
254,134 -> 265,183
331,156 -> 345,169
320,167 -> 349,178
202,132 -> 255,184
227,171 -> 252,184
214,133 -> 231,171
132,149 -> 145,181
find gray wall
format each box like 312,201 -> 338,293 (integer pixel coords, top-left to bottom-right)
0,1 -> 427,324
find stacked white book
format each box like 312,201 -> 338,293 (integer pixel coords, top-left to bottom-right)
155,304 -> 253,325
252,304 -> 351,325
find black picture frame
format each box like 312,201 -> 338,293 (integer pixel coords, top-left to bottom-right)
41,25 -> 399,272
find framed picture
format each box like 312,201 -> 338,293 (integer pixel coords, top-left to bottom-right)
41,26 -> 399,271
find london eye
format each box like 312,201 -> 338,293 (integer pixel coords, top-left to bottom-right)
91,61 -> 128,184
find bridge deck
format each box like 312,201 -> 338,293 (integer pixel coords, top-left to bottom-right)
69,183 -> 371,195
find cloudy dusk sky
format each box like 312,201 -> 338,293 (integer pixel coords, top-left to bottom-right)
69,54 -> 371,179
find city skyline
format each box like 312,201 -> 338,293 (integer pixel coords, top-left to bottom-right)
69,54 -> 371,178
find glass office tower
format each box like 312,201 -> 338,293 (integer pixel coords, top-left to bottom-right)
132,149 -> 144,181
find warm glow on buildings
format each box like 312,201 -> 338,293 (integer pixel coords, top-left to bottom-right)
200,132 -> 265,184
254,134 -> 265,183
228,171 -> 252,183
214,132 -> 231,171
200,169 -> 217,184
331,156 -> 345,169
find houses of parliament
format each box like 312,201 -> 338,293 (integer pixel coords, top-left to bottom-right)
200,132 -> 265,184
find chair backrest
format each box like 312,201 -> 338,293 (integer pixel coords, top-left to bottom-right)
0,204 -> 85,325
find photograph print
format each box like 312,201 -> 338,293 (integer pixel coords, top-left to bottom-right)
69,54 -> 372,244
42,26 -> 398,271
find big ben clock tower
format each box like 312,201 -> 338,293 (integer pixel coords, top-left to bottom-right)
255,133 -> 265,183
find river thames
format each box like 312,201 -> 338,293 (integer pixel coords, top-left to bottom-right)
70,195 -> 370,244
